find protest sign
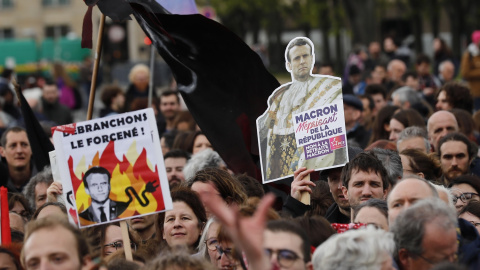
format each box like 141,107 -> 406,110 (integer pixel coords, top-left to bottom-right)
52,108 -> 172,228
257,37 -> 348,184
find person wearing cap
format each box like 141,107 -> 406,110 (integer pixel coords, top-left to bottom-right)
461,30 -> 480,111
344,94 -> 370,149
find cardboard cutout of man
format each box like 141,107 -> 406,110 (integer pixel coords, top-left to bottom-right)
79,166 -> 129,223
257,37 -> 346,182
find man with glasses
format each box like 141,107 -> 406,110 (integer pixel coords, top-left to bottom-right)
264,220 -> 313,270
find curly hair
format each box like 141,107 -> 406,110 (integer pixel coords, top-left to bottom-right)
437,82 -> 473,112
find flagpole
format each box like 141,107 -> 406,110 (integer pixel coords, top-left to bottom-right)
86,13 -> 106,121
299,175 -> 311,205
148,45 -> 154,107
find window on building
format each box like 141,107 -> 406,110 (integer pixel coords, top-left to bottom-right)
45,25 -> 70,39
42,0 -> 70,6
0,28 -> 14,39
0,0 -> 14,9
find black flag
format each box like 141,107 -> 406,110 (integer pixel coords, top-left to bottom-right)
127,0 -> 280,179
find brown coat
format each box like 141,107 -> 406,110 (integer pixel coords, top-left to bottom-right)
461,49 -> 480,97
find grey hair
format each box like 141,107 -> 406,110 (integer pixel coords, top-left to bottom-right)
397,126 -> 431,153
391,86 -> 422,106
390,198 -> 458,260
353,198 -> 388,221
439,60 -> 454,73
22,166 -> 53,210
197,217 -> 218,260
183,149 -> 226,180
312,226 -> 395,270
370,148 -> 403,187
431,183 -> 456,210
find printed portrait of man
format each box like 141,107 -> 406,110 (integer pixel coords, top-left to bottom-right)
257,37 -> 347,183
79,166 -> 129,223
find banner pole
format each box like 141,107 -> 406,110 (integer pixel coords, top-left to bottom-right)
120,221 -> 133,261
299,174 -> 311,205
86,13 -> 106,121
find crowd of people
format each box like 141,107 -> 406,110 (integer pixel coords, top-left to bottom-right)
2,30 -> 480,270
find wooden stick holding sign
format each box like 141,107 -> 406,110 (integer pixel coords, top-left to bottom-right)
84,12 -> 135,262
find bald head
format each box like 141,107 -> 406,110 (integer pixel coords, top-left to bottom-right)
427,111 -> 458,152
387,177 -> 438,224
387,60 -> 406,82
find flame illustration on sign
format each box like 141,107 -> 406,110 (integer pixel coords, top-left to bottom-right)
69,140 -> 165,219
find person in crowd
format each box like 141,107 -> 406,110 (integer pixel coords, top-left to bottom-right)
158,187 -> 207,251
215,225 -> 246,270
396,126 -> 431,153
459,200 -> 480,234
164,149 -> 190,189
400,149 -> 442,182
127,213 -> 157,244
451,109 -> 480,145
125,64 -> 156,112
364,84 -> 388,117
343,94 -> 370,149
8,193 -> 32,221
188,167 -> 246,218
365,140 -> 397,151
21,216 -> 91,270
198,218 -> 221,262
172,111 -> 196,132
341,152 -> 389,219
0,245 -> 22,270
432,38 -> 454,77
368,105 -> 400,146
160,130 -> 178,156
82,222 -> 139,258
317,62 -> 335,76
387,176 -> 439,225
448,175 -> 480,212
436,82 -> 473,112
32,202 -> 67,220
144,249 -> 216,270
52,62 -> 79,110
416,54 -> 441,97
285,146 -> 363,222
313,226 -> 395,270
22,166 -> 53,211
391,198 -> 458,269
370,148 -> 403,188
352,199 -> 389,230
427,110 -> 459,152
385,59 -> 407,92
183,149 -> 228,180
294,216 -> 335,248
9,211 -> 26,233
1,126 -> 37,193
437,133 -> 477,184
401,71 -> 420,91
100,85 -> 125,117
186,131 -> 213,155
461,30 -> 480,112
388,109 -> 425,142
157,90 -> 181,136
41,81 -> 73,125
438,60 -> 456,85
235,173 -> 265,199
358,94 -> 375,131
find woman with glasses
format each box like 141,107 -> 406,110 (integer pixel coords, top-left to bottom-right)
158,187 -> 207,252
197,218 -> 221,263
214,225 -> 246,270
459,200 -> 480,234
82,222 -> 138,258
448,175 -> 480,212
